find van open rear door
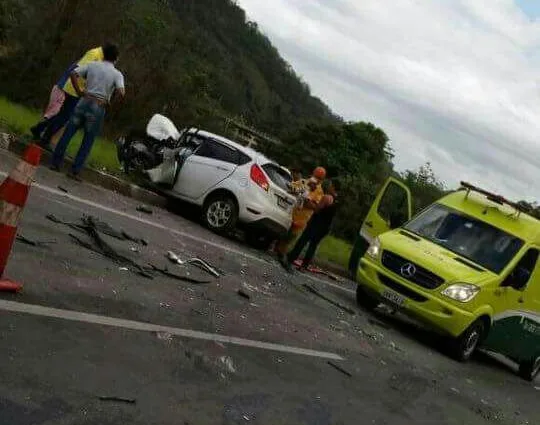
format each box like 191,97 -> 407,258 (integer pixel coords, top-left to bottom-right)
348,177 -> 412,278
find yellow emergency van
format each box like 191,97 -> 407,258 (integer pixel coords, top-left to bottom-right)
351,179 -> 540,381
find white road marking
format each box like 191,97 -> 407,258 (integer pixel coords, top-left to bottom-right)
0,300 -> 344,361
2,169 -> 356,295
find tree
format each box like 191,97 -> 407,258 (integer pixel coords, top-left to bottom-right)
400,162 -> 446,213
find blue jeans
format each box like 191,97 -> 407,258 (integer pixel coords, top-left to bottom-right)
51,98 -> 105,174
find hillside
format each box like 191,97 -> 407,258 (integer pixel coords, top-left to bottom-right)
0,0 -> 339,138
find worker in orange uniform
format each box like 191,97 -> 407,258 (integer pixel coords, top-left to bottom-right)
275,166 -> 326,262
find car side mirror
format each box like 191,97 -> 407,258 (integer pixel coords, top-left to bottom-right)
503,266 -> 530,291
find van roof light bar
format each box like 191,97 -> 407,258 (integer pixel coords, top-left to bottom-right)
460,181 -> 527,215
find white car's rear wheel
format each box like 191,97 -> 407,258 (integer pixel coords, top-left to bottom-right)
203,195 -> 238,234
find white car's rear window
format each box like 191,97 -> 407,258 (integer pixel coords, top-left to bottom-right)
262,164 -> 292,191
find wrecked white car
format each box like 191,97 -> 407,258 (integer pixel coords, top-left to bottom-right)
117,115 -> 296,248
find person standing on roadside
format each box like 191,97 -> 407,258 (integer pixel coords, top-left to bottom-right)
281,179 -> 340,273
275,166 -> 326,261
50,43 -> 125,180
37,45 -> 106,149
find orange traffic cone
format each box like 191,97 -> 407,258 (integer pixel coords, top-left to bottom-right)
0,144 -> 42,292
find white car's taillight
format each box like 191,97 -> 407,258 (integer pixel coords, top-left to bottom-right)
250,164 -> 269,191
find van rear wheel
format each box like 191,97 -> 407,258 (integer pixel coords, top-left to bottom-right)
450,319 -> 486,362
518,356 -> 540,381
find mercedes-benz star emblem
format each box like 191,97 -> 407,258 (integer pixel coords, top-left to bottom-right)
400,263 -> 417,278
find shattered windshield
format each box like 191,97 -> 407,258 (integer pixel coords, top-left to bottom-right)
404,204 -> 523,273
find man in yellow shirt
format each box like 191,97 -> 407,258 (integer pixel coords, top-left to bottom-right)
276,166 -> 326,260
38,46 -> 105,149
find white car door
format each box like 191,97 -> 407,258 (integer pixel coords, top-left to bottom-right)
173,139 -> 239,199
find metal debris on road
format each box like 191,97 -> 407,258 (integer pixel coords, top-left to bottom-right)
156,331 -> 173,343
302,283 -> 356,315
188,257 -> 221,278
16,235 -> 57,247
98,396 -> 137,404
237,289 -> 251,300
47,214 -> 147,245
389,341 -> 403,352
69,227 -> 153,279
218,356 -> 237,373
148,264 -> 210,284
136,205 -> 153,214
327,361 -> 352,377
167,251 -> 185,265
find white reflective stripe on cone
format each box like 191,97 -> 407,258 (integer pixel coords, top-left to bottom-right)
0,201 -> 22,227
8,161 -> 36,186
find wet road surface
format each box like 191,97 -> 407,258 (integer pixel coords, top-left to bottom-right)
0,149 -> 538,425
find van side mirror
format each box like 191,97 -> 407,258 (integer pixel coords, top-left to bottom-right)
502,266 -> 530,291
389,211 -> 407,229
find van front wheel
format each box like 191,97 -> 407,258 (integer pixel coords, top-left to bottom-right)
450,319 -> 486,362
518,356 -> 540,381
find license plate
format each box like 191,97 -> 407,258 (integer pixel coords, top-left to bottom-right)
277,196 -> 289,210
382,290 -> 406,307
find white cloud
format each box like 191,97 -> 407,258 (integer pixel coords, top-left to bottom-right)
237,0 -> 540,201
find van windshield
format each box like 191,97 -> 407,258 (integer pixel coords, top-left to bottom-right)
404,204 -> 523,273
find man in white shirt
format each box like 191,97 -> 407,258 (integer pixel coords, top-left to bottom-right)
50,43 -> 125,180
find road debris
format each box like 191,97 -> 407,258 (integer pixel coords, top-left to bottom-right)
136,205 -> 153,214
156,331 -> 173,343
148,264 -> 210,284
98,396 -> 136,404
389,341 -> 403,352
219,356 -> 237,373
118,267 -> 129,272
16,235 -> 57,247
167,251 -> 185,265
302,283 -> 356,315
188,257 -> 221,277
47,214 -> 147,245
327,361 -> 352,377
57,185 -> 68,193
69,227 -> 153,279
237,289 -> 251,300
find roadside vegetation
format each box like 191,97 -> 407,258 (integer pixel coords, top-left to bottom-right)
6,0 -> 539,270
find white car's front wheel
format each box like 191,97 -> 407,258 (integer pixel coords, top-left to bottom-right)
203,195 -> 238,234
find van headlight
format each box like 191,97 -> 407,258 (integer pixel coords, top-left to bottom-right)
441,283 -> 480,303
366,238 -> 381,259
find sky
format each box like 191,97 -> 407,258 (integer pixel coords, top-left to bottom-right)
237,0 -> 540,201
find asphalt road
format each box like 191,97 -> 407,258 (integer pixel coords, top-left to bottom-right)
0,149 -> 538,425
